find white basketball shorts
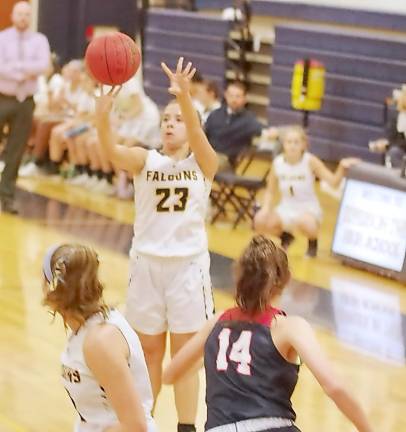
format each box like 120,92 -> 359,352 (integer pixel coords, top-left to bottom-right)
125,251 -> 214,334
275,200 -> 322,230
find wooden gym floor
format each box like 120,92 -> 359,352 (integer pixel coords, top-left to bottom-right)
0,175 -> 405,432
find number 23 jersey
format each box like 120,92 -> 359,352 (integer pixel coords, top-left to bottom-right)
130,150 -> 212,258
204,307 -> 300,430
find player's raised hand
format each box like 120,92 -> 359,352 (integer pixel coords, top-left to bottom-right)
161,57 -> 196,97
95,85 -> 121,118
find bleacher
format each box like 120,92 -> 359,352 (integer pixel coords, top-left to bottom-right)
269,23 -> 406,161
142,3 -> 406,163
143,8 -> 230,106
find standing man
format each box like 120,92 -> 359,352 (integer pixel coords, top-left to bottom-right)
0,1 -> 50,214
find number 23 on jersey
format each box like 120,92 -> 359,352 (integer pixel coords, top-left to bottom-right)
156,187 -> 189,212
216,328 -> 253,375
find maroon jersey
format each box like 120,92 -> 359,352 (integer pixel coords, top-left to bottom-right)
204,307 -> 299,429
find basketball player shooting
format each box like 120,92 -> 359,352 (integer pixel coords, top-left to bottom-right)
94,57 -> 218,432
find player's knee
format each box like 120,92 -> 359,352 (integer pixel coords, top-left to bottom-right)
297,217 -> 318,237
254,212 -> 280,234
139,337 -> 166,364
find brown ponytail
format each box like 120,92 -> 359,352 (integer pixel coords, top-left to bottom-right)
42,244 -> 109,325
234,235 -> 290,314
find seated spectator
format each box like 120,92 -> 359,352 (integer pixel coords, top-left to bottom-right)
19,53 -> 65,176
115,81 -> 161,198
205,81 -> 276,170
194,79 -> 221,124
33,52 -> 64,116
48,65 -> 96,178
19,59 -> 84,177
369,86 -> 406,168
76,79 -> 161,197
114,79 -> 161,149
188,71 -> 206,117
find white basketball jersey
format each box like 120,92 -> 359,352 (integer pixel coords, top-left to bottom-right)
273,152 -> 320,206
130,150 -> 211,257
61,310 -> 156,432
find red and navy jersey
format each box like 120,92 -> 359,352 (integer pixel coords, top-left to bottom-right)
204,307 -> 299,429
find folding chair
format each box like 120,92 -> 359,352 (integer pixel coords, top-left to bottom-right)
210,147 -> 273,229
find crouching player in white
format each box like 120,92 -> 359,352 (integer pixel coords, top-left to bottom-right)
95,57 -> 218,432
255,126 -> 358,257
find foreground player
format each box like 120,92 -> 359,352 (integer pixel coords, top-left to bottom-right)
164,235 -> 374,432
95,58 -> 218,432
42,244 -> 156,432
254,126 -> 358,257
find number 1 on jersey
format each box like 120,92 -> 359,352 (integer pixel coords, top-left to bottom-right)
216,328 -> 252,375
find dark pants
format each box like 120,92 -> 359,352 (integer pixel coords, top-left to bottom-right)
0,94 -> 35,201
386,145 -> 406,169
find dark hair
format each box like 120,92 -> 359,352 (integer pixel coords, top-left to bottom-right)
203,79 -> 220,99
50,51 -> 62,74
191,70 -> 204,83
226,80 -> 247,94
234,235 -> 290,314
163,98 -> 202,125
42,244 -> 109,325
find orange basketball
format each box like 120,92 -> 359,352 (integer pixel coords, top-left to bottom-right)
85,32 -> 141,85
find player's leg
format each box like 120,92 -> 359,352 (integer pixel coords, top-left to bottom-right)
295,212 -> 320,257
49,121 -> 72,162
254,208 -> 284,236
85,132 -> 101,171
137,331 -> 167,403
72,131 -> 91,167
170,332 -> 199,431
257,205 -> 296,250
125,254 -> 167,404
167,252 -> 214,431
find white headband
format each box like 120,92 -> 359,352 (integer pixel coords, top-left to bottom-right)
42,245 -> 61,283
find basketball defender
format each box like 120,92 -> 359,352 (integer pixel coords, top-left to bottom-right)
164,236 -> 374,432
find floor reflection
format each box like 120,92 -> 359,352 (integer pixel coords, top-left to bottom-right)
14,188 -> 406,363
331,277 -> 405,364
16,188 -> 134,254
280,278 -> 406,364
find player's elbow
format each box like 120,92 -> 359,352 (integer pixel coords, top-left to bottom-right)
136,421 -> 148,432
124,417 -> 147,432
322,380 -> 347,400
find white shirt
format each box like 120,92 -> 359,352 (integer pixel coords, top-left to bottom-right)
117,95 -> 160,148
34,73 -> 64,113
61,310 -> 156,432
273,152 -> 320,208
0,27 -> 50,101
130,150 -> 211,258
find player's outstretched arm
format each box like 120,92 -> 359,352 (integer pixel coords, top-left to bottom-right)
262,167 -> 278,211
163,314 -> 220,385
161,57 -> 218,180
284,316 -> 374,432
310,155 -> 359,188
95,86 -> 147,176
253,167 -> 278,232
84,324 -> 148,432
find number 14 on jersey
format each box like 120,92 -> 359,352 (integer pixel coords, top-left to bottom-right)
216,328 -> 252,375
